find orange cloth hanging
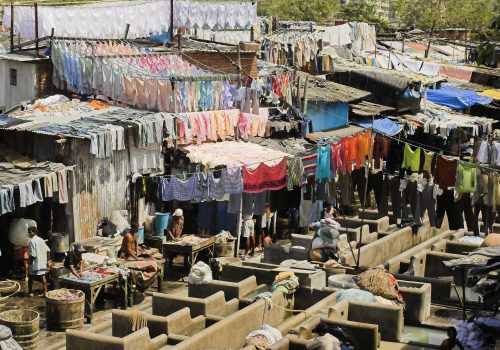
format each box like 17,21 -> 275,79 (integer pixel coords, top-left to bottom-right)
343,135 -> 358,173
357,130 -> 373,168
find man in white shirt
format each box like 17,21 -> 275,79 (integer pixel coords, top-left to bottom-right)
27,227 -> 51,296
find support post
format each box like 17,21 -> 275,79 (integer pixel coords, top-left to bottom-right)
10,1 -> 14,53
425,20 -> 436,59
296,75 -> 302,111
234,197 -> 243,258
34,2 -> 39,57
356,117 -> 374,270
124,23 -> 130,39
302,76 -> 309,114
250,1 -> 255,41
169,0 -> 174,45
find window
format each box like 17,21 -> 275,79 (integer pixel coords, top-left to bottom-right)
9,68 -> 17,86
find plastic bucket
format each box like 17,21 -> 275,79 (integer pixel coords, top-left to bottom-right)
154,212 -> 171,237
136,226 -> 144,245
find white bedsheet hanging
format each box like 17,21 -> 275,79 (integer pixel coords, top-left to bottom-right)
2,0 -> 169,39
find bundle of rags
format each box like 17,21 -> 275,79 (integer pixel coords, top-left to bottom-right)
125,260 -> 159,293
126,310 -> 148,335
271,271 -> 300,295
353,267 -> 404,303
243,324 -> 282,350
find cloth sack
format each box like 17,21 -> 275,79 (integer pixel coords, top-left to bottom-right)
353,267 -> 403,302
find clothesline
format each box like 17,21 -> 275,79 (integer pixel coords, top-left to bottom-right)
374,129 -> 500,176
159,154 -> 289,178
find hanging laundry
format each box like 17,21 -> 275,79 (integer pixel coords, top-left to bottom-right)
316,145 -> 333,181
343,135 -> 358,172
435,155 -> 458,189
242,158 -> 287,193
357,130 -> 373,168
455,161 -> 477,194
299,148 -> 318,180
402,143 -> 422,173
330,141 -> 345,175
162,175 -> 198,202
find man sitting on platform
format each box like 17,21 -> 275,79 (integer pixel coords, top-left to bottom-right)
118,224 -> 143,261
166,209 -> 184,241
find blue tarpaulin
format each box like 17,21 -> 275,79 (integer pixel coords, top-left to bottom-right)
427,84 -> 493,111
354,118 -> 402,136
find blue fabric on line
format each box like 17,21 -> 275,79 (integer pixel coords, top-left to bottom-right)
354,118 -> 402,136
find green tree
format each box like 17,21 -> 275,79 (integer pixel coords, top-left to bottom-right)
393,0 -> 498,31
341,0 -> 392,32
477,15 -> 500,67
258,0 -> 340,24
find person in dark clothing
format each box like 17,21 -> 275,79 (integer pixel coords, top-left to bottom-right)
64,244 -> 86,278
439,327 -> 464,350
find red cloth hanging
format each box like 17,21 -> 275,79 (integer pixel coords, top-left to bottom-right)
242,158 -> 287,193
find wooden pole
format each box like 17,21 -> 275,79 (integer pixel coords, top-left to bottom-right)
302,76 -> 309,114
250,1 -> 255,41
425,20 -> 436,59
10,1 -> 14,53
34,2 -> 39,57
169,0 -> 174,45
124,23 -> 130,39
234,199 -> 242,258
356,118 -> 374,270
296,75 -> 302,111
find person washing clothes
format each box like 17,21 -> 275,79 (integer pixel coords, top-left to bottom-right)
166,209 -> 184,241
64,244 -> 86,278
27,227 -> 51,296
308,227 -> 340,263
322,202 -> 338,219
118,224 -> 143,261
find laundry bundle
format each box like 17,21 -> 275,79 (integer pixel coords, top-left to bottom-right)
271,271 -> 300,294
353,267 -> 404,303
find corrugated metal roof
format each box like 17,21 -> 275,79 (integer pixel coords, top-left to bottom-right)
350,101 -> 395,116
306,124 -> 364,143
297,72 -> 370,103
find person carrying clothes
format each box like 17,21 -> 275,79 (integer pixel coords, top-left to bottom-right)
166,209 -> 184,241
27,227 -> 51,296
64,244 -> 86,278
118,223 -> 143,261
308,227 -> 340,263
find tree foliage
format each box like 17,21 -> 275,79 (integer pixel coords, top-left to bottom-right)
393,0 -> 499,31
477,15 -> 500,67
340,0 -> 392,32
257,0 -> 340,24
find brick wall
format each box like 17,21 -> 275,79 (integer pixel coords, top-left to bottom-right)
181,50 -> 258,79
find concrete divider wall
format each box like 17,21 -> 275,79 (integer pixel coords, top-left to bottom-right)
171,292 -> 289,350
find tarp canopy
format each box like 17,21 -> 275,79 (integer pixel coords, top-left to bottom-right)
427,84 -> 494,111
354,118 -> 402,136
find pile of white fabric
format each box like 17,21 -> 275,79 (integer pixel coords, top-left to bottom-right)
188,261 -> 213,285
280,259 -> 315,270
215,230 -> 234,244
244,325 -> 282,350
